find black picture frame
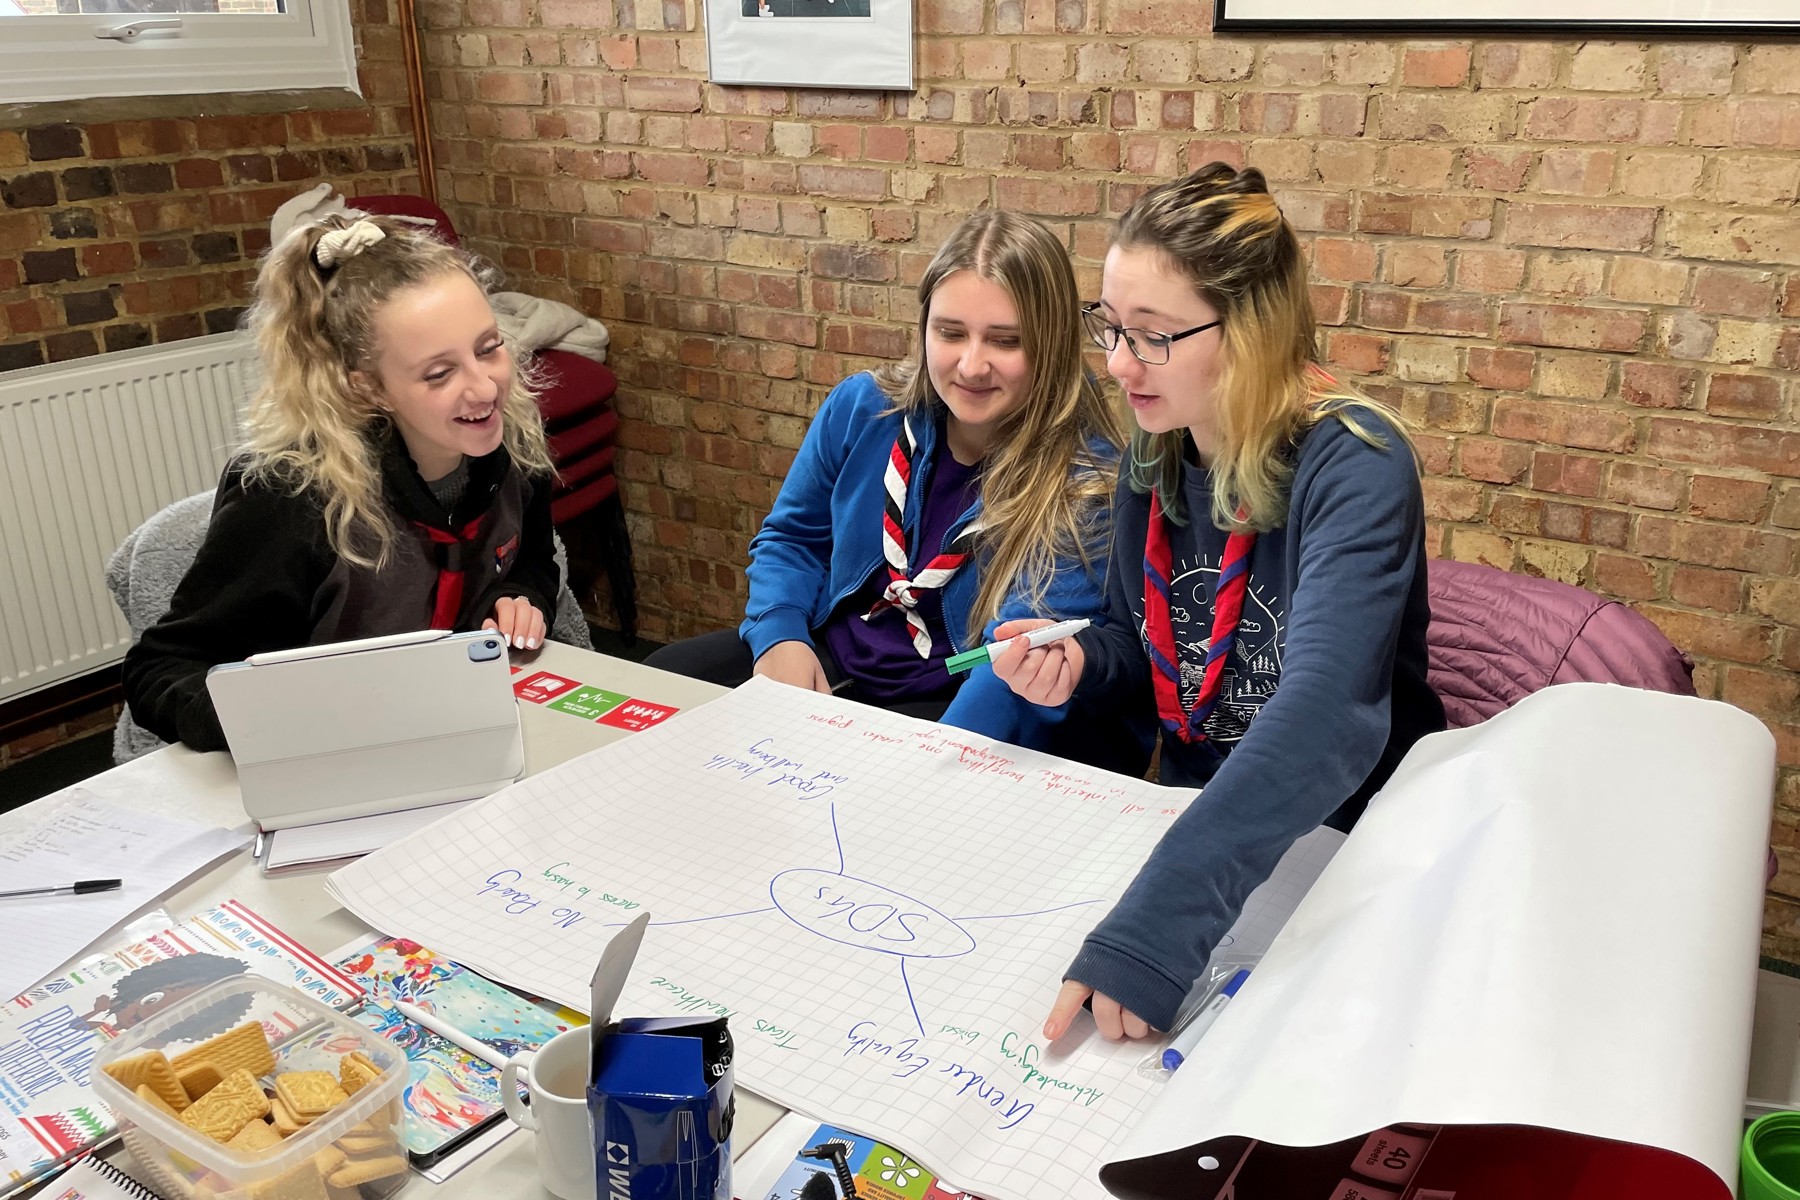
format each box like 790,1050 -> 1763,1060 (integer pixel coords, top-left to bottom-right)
1213,0 -> 1800,37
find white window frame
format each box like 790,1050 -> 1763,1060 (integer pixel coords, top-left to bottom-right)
0,0 -> 359,105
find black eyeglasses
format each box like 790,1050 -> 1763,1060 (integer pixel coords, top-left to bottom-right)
1080,303 -> 1221,366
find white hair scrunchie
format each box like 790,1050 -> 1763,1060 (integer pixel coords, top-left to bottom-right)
313,219 -> 387,269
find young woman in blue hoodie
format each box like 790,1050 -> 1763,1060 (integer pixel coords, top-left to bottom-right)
991,165 -> 1446,1040
647,209 -> 1132,765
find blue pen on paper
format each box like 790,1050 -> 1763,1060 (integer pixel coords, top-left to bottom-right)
1162,968 -> 1250,1071
944,618 -> 1091,675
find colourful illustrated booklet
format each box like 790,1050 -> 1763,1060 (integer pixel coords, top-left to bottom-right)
0,900 -> 361,1199
755,1122 -> 978,1200
329,937 -> 584,1161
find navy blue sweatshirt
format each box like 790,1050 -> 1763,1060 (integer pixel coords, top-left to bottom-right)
1066,410 -> 1444,1030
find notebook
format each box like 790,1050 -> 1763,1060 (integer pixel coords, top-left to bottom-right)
41,1157 -> 169,1200
0,791 -> 249,1002
260,802 -> 473,875
205,629 -> 523,831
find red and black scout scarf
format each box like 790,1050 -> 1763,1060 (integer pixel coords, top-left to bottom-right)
863,416 -> 985,658
1143,490 -> 1256,744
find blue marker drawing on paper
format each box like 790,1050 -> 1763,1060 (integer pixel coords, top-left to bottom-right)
611,802 -> 1100,1037
327,678 -> 1347,1199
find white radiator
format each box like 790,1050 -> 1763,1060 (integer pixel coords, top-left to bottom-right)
0,332 -> 255,704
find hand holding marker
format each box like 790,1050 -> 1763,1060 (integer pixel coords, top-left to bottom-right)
1162,968 -> 1250,1071
946,618 -> 1091,676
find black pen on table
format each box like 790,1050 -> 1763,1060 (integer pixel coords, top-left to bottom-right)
0,879 -> 123,900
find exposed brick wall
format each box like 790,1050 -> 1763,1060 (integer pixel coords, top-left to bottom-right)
0,0 -> 420,371
417,11 -> 1800,951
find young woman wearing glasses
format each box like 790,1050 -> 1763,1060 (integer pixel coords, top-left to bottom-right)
989,163 -> 1446,1042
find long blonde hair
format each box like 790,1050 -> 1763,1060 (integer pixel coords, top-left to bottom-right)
1115,164 -> 1414,531
874,210 -> 1124,640
240,213 -> 553,568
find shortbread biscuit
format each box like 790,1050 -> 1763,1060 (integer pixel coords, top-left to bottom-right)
272,1072 -> 347,1118
172,1022 -> 276,1080
137,1082 -> 184,1120
269,1095 -> 307,1138
227,1119 -> 282,1152
179,1068 -> 270,1142
337,1054 -> 379,1096
336,1131 -> 395,1154
326,1155 -> 407,1187
106,1051 -> 189,1112
178,1060 -> 226,1101
248,1159 -> 329,1200
120,1126 -> 197,1200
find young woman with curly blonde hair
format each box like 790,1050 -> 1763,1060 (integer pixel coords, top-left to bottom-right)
125,213 -> 559,751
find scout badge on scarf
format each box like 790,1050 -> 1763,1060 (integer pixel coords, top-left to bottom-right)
1142,490 -> 1256,743
864,415 -> 984,657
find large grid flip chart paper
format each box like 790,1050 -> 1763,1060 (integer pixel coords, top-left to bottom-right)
327,676 -> 1341,1200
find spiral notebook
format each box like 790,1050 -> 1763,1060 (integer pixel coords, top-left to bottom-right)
43,1158 -> 168,1200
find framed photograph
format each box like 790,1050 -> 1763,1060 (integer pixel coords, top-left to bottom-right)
704,0 -> 911,89
1214,0 -> 1800,35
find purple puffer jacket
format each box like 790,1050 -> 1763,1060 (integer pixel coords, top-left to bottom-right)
1422,560 -> 1780,882
1426,559 -> 1696,729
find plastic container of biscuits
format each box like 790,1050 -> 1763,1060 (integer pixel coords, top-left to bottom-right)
93,976 -> 409,1200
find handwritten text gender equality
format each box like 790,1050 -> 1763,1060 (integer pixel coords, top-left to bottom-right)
844,1022 -> 1035,1132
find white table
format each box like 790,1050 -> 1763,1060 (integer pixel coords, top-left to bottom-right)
0,642 -> 786,1198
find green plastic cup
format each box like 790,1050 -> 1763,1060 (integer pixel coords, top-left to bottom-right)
1744,1112 -> 1800,1200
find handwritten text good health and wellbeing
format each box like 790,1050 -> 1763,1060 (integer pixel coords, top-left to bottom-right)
702,739 -> 850,800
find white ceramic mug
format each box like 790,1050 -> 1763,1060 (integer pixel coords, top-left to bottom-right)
502,1026 -> 596,1200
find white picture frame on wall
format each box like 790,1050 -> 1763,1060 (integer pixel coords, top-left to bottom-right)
1215,0 -> 1800,33
704,0 -> 912,90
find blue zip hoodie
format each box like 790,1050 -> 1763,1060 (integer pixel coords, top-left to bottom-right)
1065,410 -> 1444,1030
741,372 -> 1134,763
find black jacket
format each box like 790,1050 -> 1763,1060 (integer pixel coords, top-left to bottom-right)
123,433 -> 558,752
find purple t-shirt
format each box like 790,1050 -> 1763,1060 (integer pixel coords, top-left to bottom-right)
822,442 -> 982,701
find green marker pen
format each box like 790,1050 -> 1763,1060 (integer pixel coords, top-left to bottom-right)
945,618 -> 1091,675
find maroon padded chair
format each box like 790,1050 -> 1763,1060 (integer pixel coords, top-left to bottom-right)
348,193 -> 637,639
